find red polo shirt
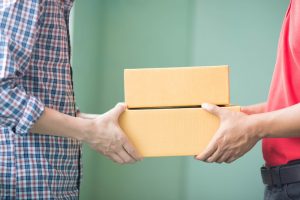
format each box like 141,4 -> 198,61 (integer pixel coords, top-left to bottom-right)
264,0 -> 300,167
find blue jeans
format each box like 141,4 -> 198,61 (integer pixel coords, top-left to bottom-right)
264,182 -> 300,200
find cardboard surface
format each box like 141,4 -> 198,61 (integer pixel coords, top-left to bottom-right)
119,106 -> 240,157
124,65 -> 230,108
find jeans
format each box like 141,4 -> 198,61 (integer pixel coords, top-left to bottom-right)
264,182 -> 300,200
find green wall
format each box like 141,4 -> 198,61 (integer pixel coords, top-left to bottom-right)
72,0 -> 289,199
185,1 -> 288,199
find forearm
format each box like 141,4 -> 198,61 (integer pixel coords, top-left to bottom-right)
30,107 -> 92,141
31,104 -> 142,164
252,103 -> 300,138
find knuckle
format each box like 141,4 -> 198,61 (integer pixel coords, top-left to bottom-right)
108,142 -> 120,153
125,158 -> 133,163
113,144 -> 122,152
110,146 -> 117,152
115,136 -> 123,144
113,157 -> 124,164
117,160 -> 124,164
127,148 -> 135,155
232,151 -> 240,158
119,136 -> 127,144
216,140 -> 224,149
103,148 -> 113,156
112,135 -> 123,147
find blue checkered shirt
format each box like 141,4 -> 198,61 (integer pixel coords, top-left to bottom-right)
0,0 -> 82,199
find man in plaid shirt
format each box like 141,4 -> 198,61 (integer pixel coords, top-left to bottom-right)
0,0 -> 142,199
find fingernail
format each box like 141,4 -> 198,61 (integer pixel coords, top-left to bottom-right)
196,154 -> 203,159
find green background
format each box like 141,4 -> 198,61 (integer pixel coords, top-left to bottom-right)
71,0 -> 289,199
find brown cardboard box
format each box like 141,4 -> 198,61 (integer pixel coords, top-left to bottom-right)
119,106 -> 240,157
124,65 -> 230,108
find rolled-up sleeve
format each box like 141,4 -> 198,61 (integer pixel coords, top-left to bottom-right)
0,0 -> 44,135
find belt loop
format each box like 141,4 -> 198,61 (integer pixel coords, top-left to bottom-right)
273,166 -> 283,187
269,168 -> 274,186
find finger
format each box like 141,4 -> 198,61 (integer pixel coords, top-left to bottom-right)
114,127 -> 143,161
117,148 -> 136,164
240,106 -> 251,115
108,153 -> 124,164
206,148 -> 223,163
225,156 -> 237,164
123,139 -> 143,161
107,103 -> 127,118
216,153 -> 230,164
196,141 -> 218,161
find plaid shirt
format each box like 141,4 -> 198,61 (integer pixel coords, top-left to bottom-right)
0,0 -> 81,199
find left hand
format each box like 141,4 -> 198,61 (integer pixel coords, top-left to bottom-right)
196,103 -> 261,163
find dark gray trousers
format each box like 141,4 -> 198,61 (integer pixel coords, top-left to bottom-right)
264,182 -> 300,200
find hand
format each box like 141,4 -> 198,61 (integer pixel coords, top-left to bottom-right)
241,102 -> 266,115
196,103 -> 261,164
83,103 -> 143,164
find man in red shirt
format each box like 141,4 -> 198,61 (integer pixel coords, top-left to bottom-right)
196,0 -> 300,199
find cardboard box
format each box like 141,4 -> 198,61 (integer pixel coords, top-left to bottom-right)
124,65 -> 230,108
119,106 -> 240,157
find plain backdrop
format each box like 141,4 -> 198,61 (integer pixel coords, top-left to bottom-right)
71,0 -> 289,199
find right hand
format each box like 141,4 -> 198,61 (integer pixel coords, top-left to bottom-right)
241,102 -> 266,115
83,103 -> 142,164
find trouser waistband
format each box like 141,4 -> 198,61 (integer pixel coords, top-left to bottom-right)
261,161 -> 300,186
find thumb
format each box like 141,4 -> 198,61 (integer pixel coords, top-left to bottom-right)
202,103 -> 223,118
108,103 -> 127,118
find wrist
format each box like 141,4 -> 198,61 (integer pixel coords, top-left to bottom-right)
73,117 -> 95,142
247,113 -> 270,139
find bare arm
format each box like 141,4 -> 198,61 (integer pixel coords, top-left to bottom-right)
31,107 -> 90,140
31,103 -> 142,164
196,102 -> 300,163
256,103 -> 300,138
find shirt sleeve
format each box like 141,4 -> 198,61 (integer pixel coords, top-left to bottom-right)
289,1 -> 300,55
0,0 -> 44,135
